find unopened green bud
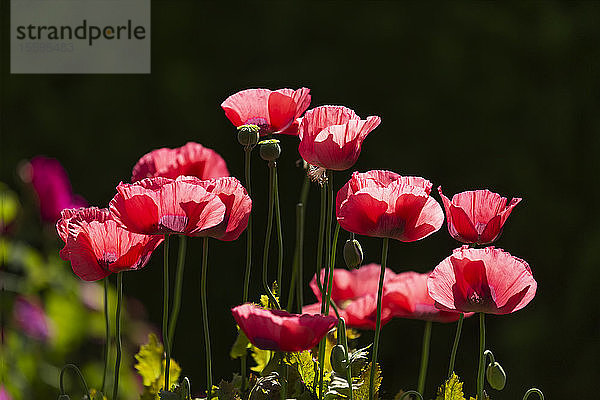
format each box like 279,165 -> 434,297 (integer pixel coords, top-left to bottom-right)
237,124 -> 260,146
486,361 -> 507,390
259,139 -> 281,161
330,344 -> 348,375
343,239 -> 363,269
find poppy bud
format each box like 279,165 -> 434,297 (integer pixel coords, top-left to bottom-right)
237,124 -> 260,146
259,139 -> 281,161
330,344 -> 348,375
486,361 -> 507,390
343,239 -> 363,269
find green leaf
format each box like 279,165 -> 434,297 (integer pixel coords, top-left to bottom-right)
284,351 -> 317,391
217,379 -> 242,400
135,333 -> 182,399
230,328 -> 251,359
353,362 -> 381,400
433,373 -> 466,400
250,346 -> 272,373
0,182 -> 20,229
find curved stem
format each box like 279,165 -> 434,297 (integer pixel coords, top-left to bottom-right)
168,235 -> 187,349
262,163 -> 280,309
113,272 -> 123,400
241,146 -> 253,391
101,276 -> 110,393
201,237 -> 213,397
476,313 -> 486,400
523,388 -> 545,400
162,234 -> 171,391
398,390 -> 424,400
417,321 -> 432,395
369,237 -> 389,400
447,313 -> 464,378
59,363 -> 91,400
274,167 -> 284,301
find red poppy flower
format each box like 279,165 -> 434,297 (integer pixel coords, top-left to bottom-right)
57,207 -> 163,281
221,88 -> 311,135
109,176 -> 226,236
231,303 -> 337,352
298,106 -> 381,171
438,187 -> 521,245
56,206 -> 111,242
193,177 -> 252,241
21,156 -> 87,223
131,142 -> 229,182
427,246 -> 537,315
383,271 -> 466,323
336,170 -> 444,242
303,264 -> 397,329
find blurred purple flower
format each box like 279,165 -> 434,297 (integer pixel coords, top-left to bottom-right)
20,156 -> 86,223
13,296 -> 50,341
0,386 -> 12,400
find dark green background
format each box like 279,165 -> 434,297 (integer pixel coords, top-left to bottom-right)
2,1 -> 599,398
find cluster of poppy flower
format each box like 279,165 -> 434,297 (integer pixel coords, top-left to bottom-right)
53,86 -> 537,399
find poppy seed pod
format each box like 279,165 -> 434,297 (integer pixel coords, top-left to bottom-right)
486,361 -> 507,390
343,238 -> 363,269
330,344 -> 348,375
237,124 -> 260,146
259,139 -> 281,161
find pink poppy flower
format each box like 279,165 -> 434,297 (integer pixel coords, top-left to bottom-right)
383,271 -> 467,323
21,156 -> 87,223
302,264 -> 397,330
438,187 -> 521,245
13,296 -> 50,341
336,170 -> 444,242
109,176 -> 226,237
0,386 -> 12,400
298,106 -> 381,171
221,88 -> 311,135
427,246 -> 537,315
57,207 -> 163,281
231,303 -> 337,352
193,177 -> 252,241
131,142 -> 229,182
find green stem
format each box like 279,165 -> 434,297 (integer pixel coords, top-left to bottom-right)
113,272 -> 123,400
447,313 -> 464,378
477,313 -> 486,400
163,235 -> 171,390
274,167 -> 284,301
101,277 -> 110,393
315,182 -> 327,294
523,388 -> 544,400
287,203 -> 303,312
168,235 -> 187,349
241,146 -> 253,391
262,163 -> 280,309
324,224 -> 340,316
339,317 -> 353,400
369,237 -> 389,400
398,391 -> 424,400
201,237 -> 213,397
417,321 -> 432,396
59,363 -> 91,400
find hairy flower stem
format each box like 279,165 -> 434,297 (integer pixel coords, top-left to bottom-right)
369,237 -> 389,400
241,146 -> 253,390
59,363 -> 91,400
477,313 -> 486,400
274,168 -> 284,301
168,235 -> 187,349
162,235 -> 171,390
101,277 -> 110,393
201,237 -> 213,397
417,321 -> 432,396
113,272 -> 123,400
287,203 -> 304,312
262,163 -> 280,309
447,313 -> 464,378
315,181 -> 327,295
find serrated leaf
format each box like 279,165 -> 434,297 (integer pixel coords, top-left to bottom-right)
353,362 -> 381,400
217,379 -> 242,400
250,346 -> 272,373
135,333 -> 182,399
284,351 -> 317,391
433,373 -> 466,400
230,328 -> 251,359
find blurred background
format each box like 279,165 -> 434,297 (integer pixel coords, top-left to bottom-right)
2,1 -> 599,398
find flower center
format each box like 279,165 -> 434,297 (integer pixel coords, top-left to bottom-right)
159,215 -> 189,233
469,291 -> 484,304
100,252 -> 118,269
244,117 -> 272,134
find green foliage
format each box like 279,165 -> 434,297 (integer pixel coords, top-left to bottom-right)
284,351 -> 318,392
230,328 -> 251,359
432,373 -> 485,400
250,346 -> 272,373
352,362 -> 381,400
0,182 -> 20,229
135,333 -> 182,400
